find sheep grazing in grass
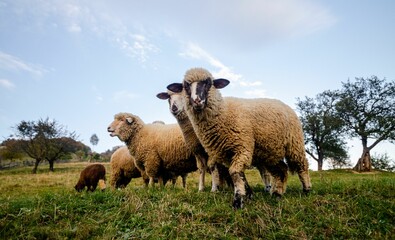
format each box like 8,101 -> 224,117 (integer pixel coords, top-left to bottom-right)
110,146 -> 148,188
107,113 -> 197,188
75,163 -> 106,192
157,89 -> 271,192
167,67 -> 311,209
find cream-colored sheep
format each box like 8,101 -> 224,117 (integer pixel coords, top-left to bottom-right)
110,146 -> 149,188
107,113 -> 197,188
167,67 -> 311,209
157,89 -> 272,193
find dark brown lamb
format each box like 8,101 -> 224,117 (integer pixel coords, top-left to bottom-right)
75,163 -> 106,192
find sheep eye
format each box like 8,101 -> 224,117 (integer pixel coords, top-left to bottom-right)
184,82 -> 191,94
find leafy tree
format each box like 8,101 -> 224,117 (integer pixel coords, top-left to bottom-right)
90,134 -> 99,148
371,153 -> 395,172
296,91 -> 348,170
89,134 -> 99,162
0,139 -> 25,163
334,76 -> 395,171
13,118 -> 77,173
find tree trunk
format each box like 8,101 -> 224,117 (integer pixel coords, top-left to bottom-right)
353,150 -> 372,172
32,158 -> 41,174
317,158 -> 323,171
49,160 -> 55,172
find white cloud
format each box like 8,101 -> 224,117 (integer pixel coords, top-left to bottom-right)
0,79 -> 15,89
117,34 -> 159,63
112,90 -> 138,102
179,42 -> 242,82
0,51 -> 49,77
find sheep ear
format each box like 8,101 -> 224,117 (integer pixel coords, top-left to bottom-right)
126,117 -> 133,124
156,92 -> 170,100
167,83 -> 183,93
213,79 -> 230,89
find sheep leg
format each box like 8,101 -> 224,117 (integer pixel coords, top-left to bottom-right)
198,168 -> 205,191
158,176 -> 164,187
298,169 -> 312,194
230,172 -> 247,209
182,174 -> 187,188
209,164 -> 221,192
257,165 -> 272,192
196,155 -> 207,191
265,161 -> 288,197
149,177 -> 155,187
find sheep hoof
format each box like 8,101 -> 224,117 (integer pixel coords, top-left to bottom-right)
272,192 -> 282,200
303,188 -> 311,195
232,193 -> 244,209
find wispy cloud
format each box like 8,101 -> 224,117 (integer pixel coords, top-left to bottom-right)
179,42 -> 243,82
116,34 -> 160,63
113,90 -> 139,102
0,51 -> 49,77
0,79 -> 15,90
179,42 -> 268,98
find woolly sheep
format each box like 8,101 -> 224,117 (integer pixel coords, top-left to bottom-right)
107,113 -> 197,188
167,67 -> 311,209
157,89 -> 272,192
110,146 -> 148,188
75,163 -> 106,192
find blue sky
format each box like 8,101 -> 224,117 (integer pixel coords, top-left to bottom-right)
1,0 -> 394,169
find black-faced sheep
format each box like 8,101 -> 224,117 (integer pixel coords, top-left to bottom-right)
167,67 -> 311,209
157,89 -> 271,192
75,163 -> 106,192
107,113 -> 197,188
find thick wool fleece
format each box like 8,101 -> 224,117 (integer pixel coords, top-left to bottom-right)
182,68 -> 311,196
110,113 -> 197,185
110,146 -> 145,188
75,163 -> 106,192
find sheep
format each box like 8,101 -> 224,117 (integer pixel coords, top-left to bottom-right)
157,90 -> 236,191
157,89 -> 272,193
75,163 -> 106,192
107,113 -> 198,188
110,146 -> 185,189
167,67 -> 311,209
110,146 -> 149,188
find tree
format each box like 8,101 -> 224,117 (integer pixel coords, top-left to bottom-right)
334,76 -> 395,172
296,91 -> 348,170
89,134 -> 99,162
13,118 -> 77,173
0,139 -> 25,164
371,153 -> 395,172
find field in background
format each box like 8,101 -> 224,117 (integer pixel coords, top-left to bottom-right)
0,163 -> 394,239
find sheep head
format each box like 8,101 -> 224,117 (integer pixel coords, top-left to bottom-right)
156,90 -> 186,117
107,113 -> 143,142
169,68 -> 230,112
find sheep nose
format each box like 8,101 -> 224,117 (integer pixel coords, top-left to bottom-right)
194,97 -> 202,104
171,104 -> 178,112
107,126 -> 111,132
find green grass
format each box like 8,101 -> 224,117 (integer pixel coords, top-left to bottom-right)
0,163 -> 394,239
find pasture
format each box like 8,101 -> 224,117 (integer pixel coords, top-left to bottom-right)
0,162 -> 394,239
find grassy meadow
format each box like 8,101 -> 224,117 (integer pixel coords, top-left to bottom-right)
0,162 -> 394,239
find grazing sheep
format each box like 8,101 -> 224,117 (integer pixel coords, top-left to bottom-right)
107,113 -> 197,188
110,146 -> 148,188
75,163 -> 106,192
157,89 -> 271,192
110,146 -> 184,189
167,67 -> 311,209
